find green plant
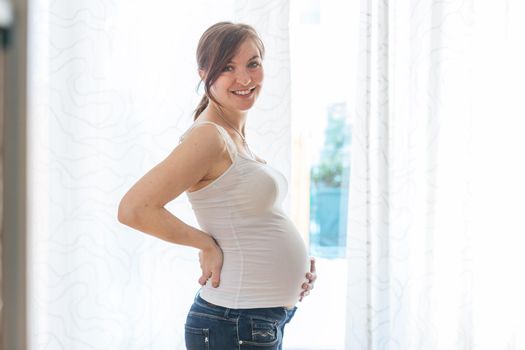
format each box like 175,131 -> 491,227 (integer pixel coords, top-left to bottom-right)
310,103 -> 351,188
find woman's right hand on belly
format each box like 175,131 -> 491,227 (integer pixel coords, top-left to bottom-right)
198,238 -> 223,288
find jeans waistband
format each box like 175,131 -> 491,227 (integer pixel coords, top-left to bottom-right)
192,291 -> 297,321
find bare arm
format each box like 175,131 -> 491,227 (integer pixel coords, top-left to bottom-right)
117,124 -> 226,250
117,124 -> 227,287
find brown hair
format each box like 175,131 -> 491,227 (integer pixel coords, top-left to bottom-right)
193,22 -> 265,120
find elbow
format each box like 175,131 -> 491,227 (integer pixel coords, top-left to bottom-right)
117,199 -> 139,226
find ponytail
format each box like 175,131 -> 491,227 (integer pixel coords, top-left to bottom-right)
194,94 -> 209,120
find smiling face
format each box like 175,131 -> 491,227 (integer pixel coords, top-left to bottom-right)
203,39 -> 264,116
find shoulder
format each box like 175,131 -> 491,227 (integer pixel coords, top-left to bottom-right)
181,122 -> 224,146
179,123 -> 227,158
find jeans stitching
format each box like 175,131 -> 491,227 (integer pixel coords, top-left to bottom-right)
187,297 -> 296,348
189,311 -> 236,322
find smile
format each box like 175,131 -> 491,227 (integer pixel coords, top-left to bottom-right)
231,87 -> 256,96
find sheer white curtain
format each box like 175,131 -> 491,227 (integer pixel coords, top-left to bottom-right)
27,1 -> 291,349
346,0 -> 525,349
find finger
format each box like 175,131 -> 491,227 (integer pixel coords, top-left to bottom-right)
198,271 -> 211,286
210,270 -> 221,288
303,282 -> 314,290
306,272 -> 317,282
306,270 -> 317,281
310,257 -> 316,273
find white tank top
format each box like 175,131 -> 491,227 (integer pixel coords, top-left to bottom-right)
179,121 -> 310,309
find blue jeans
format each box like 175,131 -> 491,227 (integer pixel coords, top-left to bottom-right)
184,292 -> 298,349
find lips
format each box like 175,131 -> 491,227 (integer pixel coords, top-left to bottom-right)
231,86 -> 256,96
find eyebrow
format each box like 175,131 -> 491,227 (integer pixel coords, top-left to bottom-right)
228,55 -> 260,64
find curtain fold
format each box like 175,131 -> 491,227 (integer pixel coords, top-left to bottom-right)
345,0 -> 525,349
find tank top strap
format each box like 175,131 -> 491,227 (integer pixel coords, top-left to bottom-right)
179,121 -> 238,162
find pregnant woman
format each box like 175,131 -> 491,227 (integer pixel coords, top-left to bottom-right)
118,22 -> 317,349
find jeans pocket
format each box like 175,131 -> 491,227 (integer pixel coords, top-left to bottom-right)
252,320 -> 278,343
184,324 -> 210,350
239,318 -> 280,348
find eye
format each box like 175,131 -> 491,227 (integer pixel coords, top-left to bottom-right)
222,65 -> 233,72
249,61 -> 261,68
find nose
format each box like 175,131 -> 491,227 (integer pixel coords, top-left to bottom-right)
235,69 -> 252,86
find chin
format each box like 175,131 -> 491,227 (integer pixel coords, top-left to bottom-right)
227,100 -> 258,112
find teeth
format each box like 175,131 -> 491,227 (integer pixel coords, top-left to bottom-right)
232,88 -> 254,95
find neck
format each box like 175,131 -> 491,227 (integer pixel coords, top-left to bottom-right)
200,102 -> 254,158
207,103 -> 247,133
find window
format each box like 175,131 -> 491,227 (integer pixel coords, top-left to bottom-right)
309,102 -> 351,259
286,0 -> 359,348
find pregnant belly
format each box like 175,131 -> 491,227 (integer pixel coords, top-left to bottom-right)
204,221 -> 310,308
